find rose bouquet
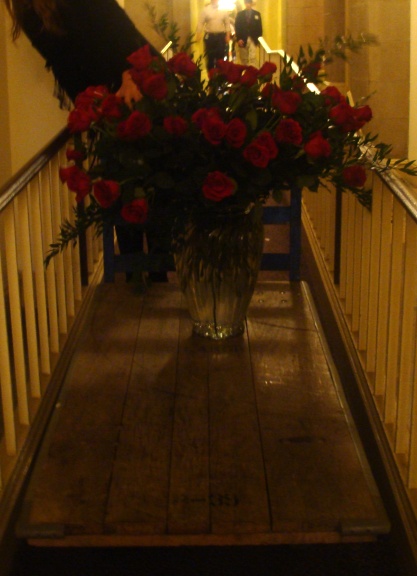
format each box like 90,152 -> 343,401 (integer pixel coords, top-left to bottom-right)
48,41 -> 416,265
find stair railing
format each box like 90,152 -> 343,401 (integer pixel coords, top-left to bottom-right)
260,34 -> 417,561
303,170 -> 417,557
0,41 -> 176,539
0,128 -> 103,539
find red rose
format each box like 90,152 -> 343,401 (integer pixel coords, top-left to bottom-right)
141,73 -> 168,100
216,60 -> 245,83
304,132 -> 331,159
224,118 -> 247,148
164,116 -> 188,136
329,102 -> 356,132
226,62 -> 246,84
93,180 -> 120,208
257,62 -> 277,79
129,68 -> 148,87
74,85 -> 109,109
59,165 -> 91,202
342,165 -> 367,188
201,116 -> 227,145
127,45 -> 154,70
120,198 -> 149,223
243,141 -> 271,168
168,52 -> 198,77
117,110 -> 152,141
272,89 -> 302,115
275,118 -> 303,146
100,94 -> 123,119
321,86 -> 345,106
65,147 -> 86,162
240,66 -> 258,87
163,115 -> 188,136
202,171 -> 236,202
67,106 -> 98,133
59,165 -> 75,184
329,102 -> 372,133
301,61 -> 321,80
191,107 -> 221,129
191,108 -> 207,128
354,105 -> 372,125
254,132 -> 278,160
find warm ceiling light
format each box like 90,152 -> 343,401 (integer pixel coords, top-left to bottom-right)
219,0 -> 236,10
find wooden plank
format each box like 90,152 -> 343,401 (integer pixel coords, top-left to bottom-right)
208,333 -> 270,535
166,306 -> 212,534
385,201 -> 405,424
105,284 -> 182,534
18,281 -> 389,546
26,530 -> 377,548
247,282 -> 387,537
20,282 -> 145,536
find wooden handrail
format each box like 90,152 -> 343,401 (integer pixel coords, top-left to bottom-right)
377,169 -> 417,224
0,128 -> 70,212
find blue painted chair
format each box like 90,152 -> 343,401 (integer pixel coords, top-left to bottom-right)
102,185 -> 302,282
261,185 -> 301,281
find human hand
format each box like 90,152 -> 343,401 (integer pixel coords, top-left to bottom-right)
116,70 -> 142,108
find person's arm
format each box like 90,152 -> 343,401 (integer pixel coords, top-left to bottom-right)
257,12 -> 263,38
234,12 -> 244,46
224,13 -> 231,44
64,0 -> 159,102
115,70 -> 142,106
66,0 -> 157,77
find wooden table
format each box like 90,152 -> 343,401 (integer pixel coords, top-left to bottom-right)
18,281 -> 389,547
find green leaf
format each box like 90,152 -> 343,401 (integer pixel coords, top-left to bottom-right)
245,108 -> 258,131
296,174 -> 319,190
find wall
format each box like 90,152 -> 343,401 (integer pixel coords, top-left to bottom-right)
0,0 -> 183,189
0,5 -> 12,184
346,0 -> 410,157
248,0 -> 284,50
283,0 -> 345,81
124,0 -> 192,53
0,0 -> 174,188
0,4 -> 67,187
124,0 -> 172,51
284,0 -> 325,59
323,0 -> 345,83
409,0 -> 417,159
282,0 -> 410,158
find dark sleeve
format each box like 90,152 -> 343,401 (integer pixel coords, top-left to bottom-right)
234,12 -> 243,40
21,0 -> 157,102
63,0 -> 155,79
257,12 -> 263,37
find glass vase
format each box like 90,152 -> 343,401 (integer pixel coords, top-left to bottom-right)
174,203 -> 264,339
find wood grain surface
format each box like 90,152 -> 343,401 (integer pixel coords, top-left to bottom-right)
18,281 -> 389,547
